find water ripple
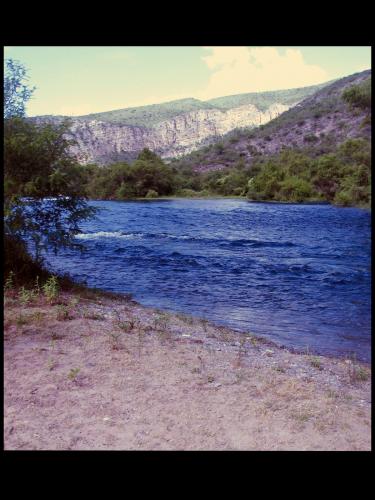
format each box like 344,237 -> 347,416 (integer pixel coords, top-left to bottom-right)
45,199 -> 371,361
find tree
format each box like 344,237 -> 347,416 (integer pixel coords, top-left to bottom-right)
4,59 -> 96,278
279,176 -> 313,202
131,149 -> 175,197
4,59 -> 35,118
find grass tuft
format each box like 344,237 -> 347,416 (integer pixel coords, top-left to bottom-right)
309,356 -> 323,370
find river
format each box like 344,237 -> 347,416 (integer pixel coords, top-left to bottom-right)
44,199 -> 372,361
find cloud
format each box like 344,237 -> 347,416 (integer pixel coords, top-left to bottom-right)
198,46 -> 328,99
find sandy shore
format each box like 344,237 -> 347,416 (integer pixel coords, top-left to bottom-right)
4,287 -> 371,450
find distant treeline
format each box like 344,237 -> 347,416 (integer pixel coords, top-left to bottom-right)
80,138 -> 371,208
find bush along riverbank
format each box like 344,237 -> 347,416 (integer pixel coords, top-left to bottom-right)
4,274 -> 371,450
79,139 -> 371,209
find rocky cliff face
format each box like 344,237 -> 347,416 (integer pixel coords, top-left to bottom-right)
65,102 -> 291,164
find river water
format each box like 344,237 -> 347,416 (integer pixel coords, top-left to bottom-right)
44,199 -> 372,361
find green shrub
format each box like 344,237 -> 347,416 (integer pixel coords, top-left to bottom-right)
42,276 -> 59,303
342,77 -> 371,110
334,190 -> 352,206
116,181 -> 136,199
145,189 -> 159,198
279,176 -> 313,202
4,271 -> 15,291
18,286 -> 36,306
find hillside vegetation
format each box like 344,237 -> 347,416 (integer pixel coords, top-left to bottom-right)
35,82 -> 331,128
81,71 -> 371,208
74,98 -> 217,127
81,137 -> 370,208
206,81 -> 331,111
171,70 -> 371,173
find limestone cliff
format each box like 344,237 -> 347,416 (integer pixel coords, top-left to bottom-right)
65,102 -> 290,164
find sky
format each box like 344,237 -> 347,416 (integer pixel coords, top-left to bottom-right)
3,46 -> 371,117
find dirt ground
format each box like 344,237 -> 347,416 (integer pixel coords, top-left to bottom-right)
4,287 -> 371,451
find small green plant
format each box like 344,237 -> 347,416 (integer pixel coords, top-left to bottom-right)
310,356 -> 323,370
31,310 -> 45,323
247,334 -> 258,347
56,304 -> 70,321
4,271 -> 15,291
153,312 -> 169,331
347,362 -> 370,383
117,319 -> 136,331
69,297 -> 79,308
83,309 -> 105,321
68,368 -> 80,381
34,275 -> 41,297
113,310 -> 135,331
18,286 -> 35,306
355,366 -> 370,381
42,276 -> 59,303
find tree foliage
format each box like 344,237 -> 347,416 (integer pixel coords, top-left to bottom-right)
4,59 -> 95,276
4,59 -> 35,119
84,149 -> 175,199
81,138 -> 371,208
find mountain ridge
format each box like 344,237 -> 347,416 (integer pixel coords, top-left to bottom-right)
34,81 -> 332,128
30,72 -> 369,166
172,69 -> 371,173
31,80 -> 336,164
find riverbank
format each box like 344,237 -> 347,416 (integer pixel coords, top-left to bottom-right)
4,285 -> 371,450
87,196 -> 370,209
